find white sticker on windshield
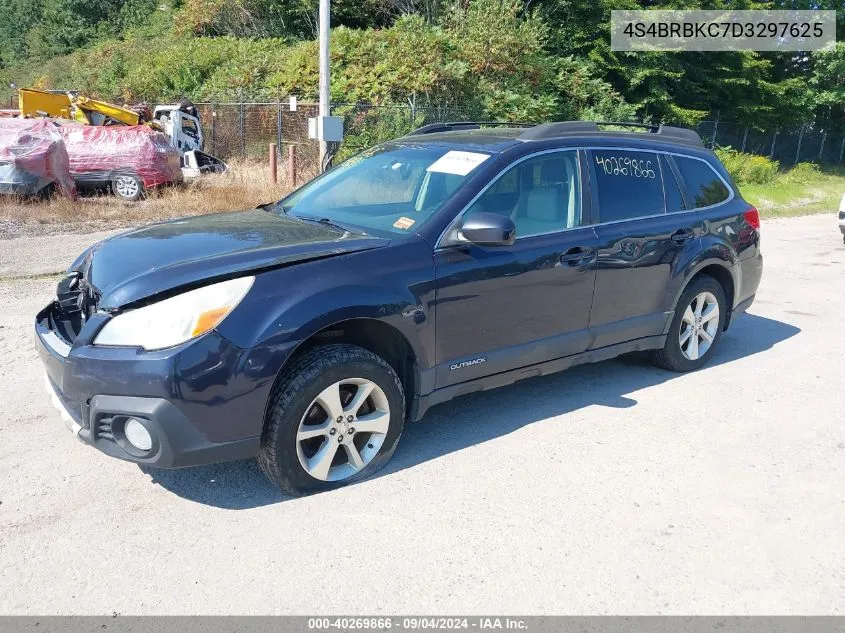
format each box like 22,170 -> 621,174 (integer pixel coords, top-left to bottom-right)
426,151 -> 490,176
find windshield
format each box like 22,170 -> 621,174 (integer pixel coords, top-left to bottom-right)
278,143 -> 491,235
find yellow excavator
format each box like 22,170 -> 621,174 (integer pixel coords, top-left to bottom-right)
19,88 -> 144,126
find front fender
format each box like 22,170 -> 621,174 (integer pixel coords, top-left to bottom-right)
216,238 -> 436,372
259,283 -> 429,359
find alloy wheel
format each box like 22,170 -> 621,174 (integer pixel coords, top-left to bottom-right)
296,378 -> 390,482
679,291 -> 720,361
114,176 -> 140,199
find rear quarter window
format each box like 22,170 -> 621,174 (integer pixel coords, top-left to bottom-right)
674,156 -> 731,208
660,154 -> 686,213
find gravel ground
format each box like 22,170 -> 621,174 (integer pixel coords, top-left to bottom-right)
0,213 -> 843,615
0,216 -> 137,241
0,229 -> 121,278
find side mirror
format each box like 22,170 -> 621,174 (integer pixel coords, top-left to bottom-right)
460,212 -> 516,246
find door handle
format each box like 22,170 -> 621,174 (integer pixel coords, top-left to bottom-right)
560,247 -> 597,267
671,228 -> 695,244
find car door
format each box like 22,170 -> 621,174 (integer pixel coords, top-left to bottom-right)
588,148 -> 703,349
433,149 -> 599,388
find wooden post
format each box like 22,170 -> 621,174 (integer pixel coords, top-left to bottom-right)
269,142 -> 277,184
288,145 -> 297,188
239,102 -> 246,157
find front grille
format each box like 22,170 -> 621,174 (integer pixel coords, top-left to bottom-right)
51,271 -> 100,344
47,305 -> 81,345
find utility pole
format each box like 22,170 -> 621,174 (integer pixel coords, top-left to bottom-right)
308,0 -> 343,171
318,0 -> 330,170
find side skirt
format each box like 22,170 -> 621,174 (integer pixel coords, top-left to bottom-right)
410,335 -> 666,421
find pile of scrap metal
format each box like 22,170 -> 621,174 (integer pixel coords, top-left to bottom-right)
10,89 -> 227,199
0,118 -> 76,199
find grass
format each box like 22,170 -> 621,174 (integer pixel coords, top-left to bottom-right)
738,165 -> 845,219
0,158 -> 313,235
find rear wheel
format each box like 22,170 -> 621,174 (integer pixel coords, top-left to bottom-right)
258,344 -> 405,495
651,275 -> 727,372
111,174 -> 144,201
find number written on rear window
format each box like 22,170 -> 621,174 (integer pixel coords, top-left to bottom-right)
674,156 -> 731,208
591,150 -> 665,223
594,154 -> 655,179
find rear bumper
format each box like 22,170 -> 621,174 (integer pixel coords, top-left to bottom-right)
732,294 -> 755,316
34,303 -> 278,468
737,251 -> 763,309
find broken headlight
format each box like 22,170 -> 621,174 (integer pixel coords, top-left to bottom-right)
94,276 -> 254,351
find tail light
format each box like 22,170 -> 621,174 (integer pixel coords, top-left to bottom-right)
744,206 -> 760,230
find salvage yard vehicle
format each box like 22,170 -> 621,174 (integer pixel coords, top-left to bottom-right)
35,121 -> 763,495
58,123 -> 183,201
152,101 -> 226,178
0,118 -> 76,198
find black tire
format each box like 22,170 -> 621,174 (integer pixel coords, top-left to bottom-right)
36,182 -> 56,201
258,344 -> 406,495
111,173 -> 144,201
651,274 -> 727,372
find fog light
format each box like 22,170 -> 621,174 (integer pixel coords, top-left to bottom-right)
124,417 -> 152,451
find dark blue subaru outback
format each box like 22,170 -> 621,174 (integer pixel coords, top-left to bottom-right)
35,121 -> 762,495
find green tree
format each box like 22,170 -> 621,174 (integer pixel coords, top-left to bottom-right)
0,0 -> 43,67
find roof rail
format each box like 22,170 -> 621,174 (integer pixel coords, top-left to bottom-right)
407,121 -> 535,135
518,121 -> 704,147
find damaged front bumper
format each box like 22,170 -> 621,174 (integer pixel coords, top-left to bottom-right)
35,301 -> 272,469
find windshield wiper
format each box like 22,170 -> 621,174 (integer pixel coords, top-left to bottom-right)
295,215 -> 355,233
256,201 -> 281,212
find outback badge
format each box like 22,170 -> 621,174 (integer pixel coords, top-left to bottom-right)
450,357 -> 487,371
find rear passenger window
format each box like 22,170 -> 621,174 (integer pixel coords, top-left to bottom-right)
674,156 -> 731,208
591,150 -> 664,223
660,155 -> 686,213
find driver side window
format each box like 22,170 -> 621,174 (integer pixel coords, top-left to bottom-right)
463,151 -> 581,238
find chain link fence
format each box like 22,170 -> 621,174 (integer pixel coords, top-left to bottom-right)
190,101 -> 478,170
696,120 -> 845,166
169,102 -> 845,173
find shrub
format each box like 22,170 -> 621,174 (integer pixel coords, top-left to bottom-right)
715,147 -> 779,185
783,161 -> 821,183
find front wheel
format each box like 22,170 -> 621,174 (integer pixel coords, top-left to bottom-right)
258,344 -> 406,495
651,275 -> 727,372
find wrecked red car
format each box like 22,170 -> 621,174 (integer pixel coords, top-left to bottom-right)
0,119 -> 76,198
58,124 -> 183,201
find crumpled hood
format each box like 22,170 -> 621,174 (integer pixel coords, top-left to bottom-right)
73,209 -> 388,309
